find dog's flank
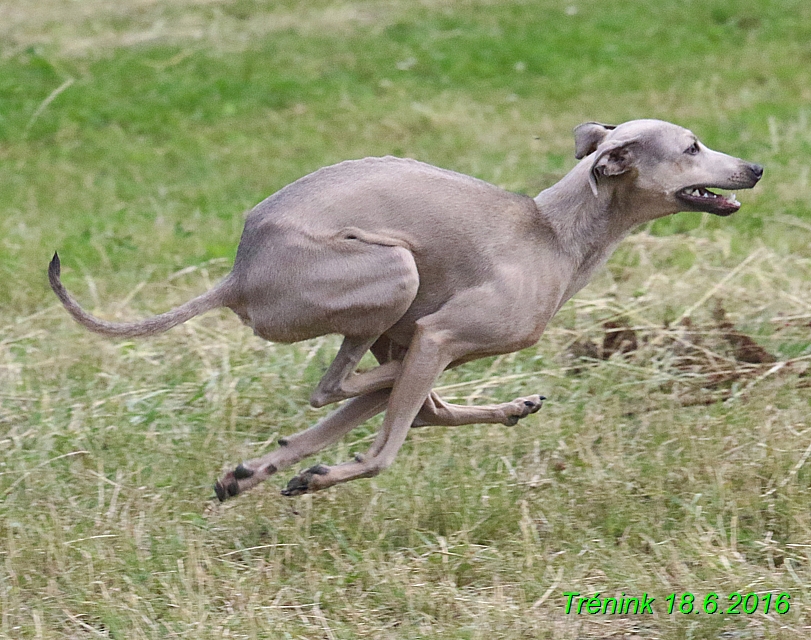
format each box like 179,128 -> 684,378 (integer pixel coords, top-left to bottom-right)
49,119 -> 763,499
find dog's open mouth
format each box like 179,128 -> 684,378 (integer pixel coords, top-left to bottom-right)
677,186 -> 741,216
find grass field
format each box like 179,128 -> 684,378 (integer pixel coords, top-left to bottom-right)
2,0 -> 811,637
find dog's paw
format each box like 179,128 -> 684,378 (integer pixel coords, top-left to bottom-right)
214,474 -> 241,502
214,463 -> 265,502
281,464 -> 330,497
503,394 -> 546,426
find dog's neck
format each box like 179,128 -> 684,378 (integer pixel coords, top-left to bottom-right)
536,163 -> 642,260
533,161 -> 643,299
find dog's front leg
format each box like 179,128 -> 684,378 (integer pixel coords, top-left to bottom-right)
282,325 -> 454,494
411,390 -> 545,427
308,336 -> 394,407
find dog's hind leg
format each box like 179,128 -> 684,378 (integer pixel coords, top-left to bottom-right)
214,389 -> 390,500
411,391 -> 545,427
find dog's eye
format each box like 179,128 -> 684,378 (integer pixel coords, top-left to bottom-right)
685,142 -> 700,155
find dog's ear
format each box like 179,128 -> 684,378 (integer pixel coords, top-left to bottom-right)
588,140 -> 637,197
574,122 -> 617,159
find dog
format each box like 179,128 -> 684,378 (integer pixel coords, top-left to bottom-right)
48,119 -> 763,500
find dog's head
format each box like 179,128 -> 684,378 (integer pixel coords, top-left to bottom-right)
574,119 -> 763,218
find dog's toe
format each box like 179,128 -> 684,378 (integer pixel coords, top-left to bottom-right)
214,481 -> 227,502
233,463 -> 254,480
281,480 -> 307,497
214,461 -> 258,502
214,475 -> 241,502
503,394 -> 546,425
281,464 -> 330,496
525,394 -> 546,414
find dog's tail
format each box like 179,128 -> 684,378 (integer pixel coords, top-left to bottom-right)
48,252 -> 232,338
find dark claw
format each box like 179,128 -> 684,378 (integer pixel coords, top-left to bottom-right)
523,396 -> 545,414
281,464 -> 330,497
308,464 -> 330,476
214,481 -> 227,502
281,475 -> 310,497
214,477 -> 240,502
233,464 -> 254,480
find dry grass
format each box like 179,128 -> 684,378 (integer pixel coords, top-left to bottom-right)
2,0 -> 811,638
4,230 -> 810,638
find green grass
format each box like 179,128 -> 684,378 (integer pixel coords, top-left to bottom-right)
2,0 -> 811,637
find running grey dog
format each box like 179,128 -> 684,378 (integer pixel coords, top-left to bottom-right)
49,119 -> 763,500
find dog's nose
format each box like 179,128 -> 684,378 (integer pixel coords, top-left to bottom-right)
749,163 -> 764,181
